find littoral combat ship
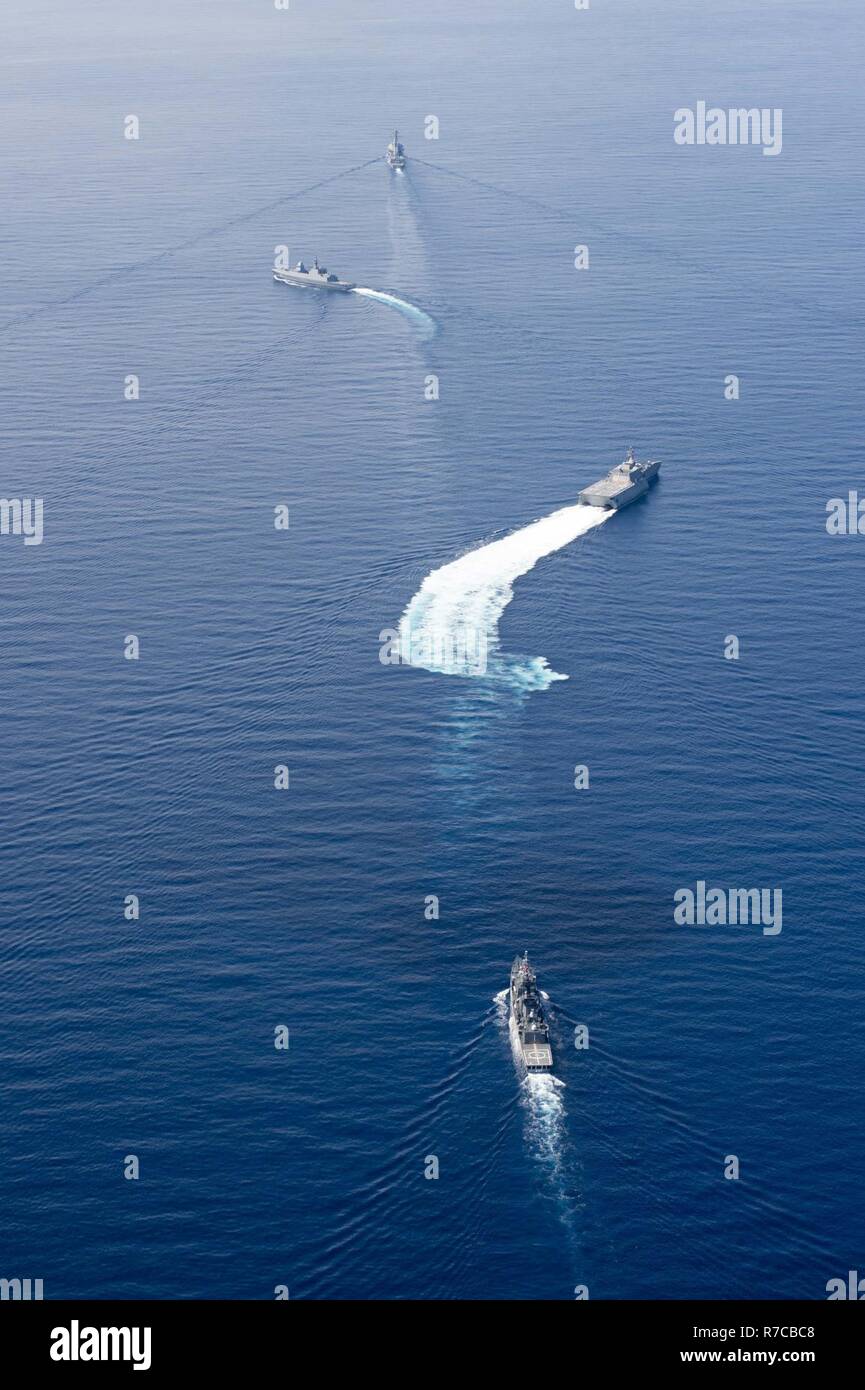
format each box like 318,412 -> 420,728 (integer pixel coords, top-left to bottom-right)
386,130 -> 407,169
510,953 -> 553,1073
579,446 -> 661,509
273,257 -> 356,292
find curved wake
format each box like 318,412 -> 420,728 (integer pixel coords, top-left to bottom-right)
399,502 -> 611,692
352,286 -> 437,338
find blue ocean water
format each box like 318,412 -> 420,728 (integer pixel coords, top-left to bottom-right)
1,0 -> 864,1299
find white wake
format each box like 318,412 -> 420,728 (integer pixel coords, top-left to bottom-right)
352,286 -> 437,337
399,502 -> 611,692
494,989 -> 579,1257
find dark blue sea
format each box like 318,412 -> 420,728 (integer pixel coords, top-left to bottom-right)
2,0 -> 864,1300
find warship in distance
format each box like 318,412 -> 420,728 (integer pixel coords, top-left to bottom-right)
510,953 -> 553,1073
273,257 -> 356,292
579,446 -> 661,509
386,130 -> 407,169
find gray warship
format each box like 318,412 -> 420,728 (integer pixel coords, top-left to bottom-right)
579,446 -> 661,509
273,257 -> 356,292
510,953 -> 553,1073
386,130 -> 406,169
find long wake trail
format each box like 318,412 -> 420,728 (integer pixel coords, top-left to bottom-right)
399,501 -> 611,692
495,991 -> 582,1261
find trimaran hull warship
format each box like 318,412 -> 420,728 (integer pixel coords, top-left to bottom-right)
579,446 -> 661,510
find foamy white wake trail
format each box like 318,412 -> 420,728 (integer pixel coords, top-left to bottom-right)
352,286 -> 437,338
495,991 -> 579,1251
400,502 -> 611,692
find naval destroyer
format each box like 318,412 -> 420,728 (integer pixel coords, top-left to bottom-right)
386,130 -> 407,169
579,446 -> 661,509
273,257 -> 356,292
510,953 -> 553,1073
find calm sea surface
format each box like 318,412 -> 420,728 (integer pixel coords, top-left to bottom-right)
1,0 -> 863,1298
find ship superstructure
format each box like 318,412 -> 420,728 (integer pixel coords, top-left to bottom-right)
578,446 -> 662,510
386,130 -> 407,169
510,953 -> 553,1073
273,257 -> 356,292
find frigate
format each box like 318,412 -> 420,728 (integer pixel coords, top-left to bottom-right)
386,130 -> 407,169
510,953 -> 553,1073
273,258 -> 355,292
579,446 -> 662,509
